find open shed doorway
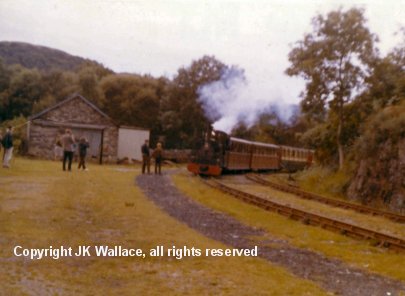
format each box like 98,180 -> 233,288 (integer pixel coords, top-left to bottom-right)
70,128 -> 103,161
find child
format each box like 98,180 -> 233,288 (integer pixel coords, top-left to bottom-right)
54,134 -> 63,161
78,137 -> 90,170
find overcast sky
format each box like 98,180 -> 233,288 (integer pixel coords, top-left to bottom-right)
1,0 -> 404,130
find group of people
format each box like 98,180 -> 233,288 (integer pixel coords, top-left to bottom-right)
1,127 -> 164,174
141,140 -> 164,175
0,126 -> 14,168
60,131 -> 164,174
58,129 -> 90,171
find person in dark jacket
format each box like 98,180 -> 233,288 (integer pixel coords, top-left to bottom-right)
78,137 -> 90,170
61,129 -> 75,171
141,140 -> 150,174
152,142 -> 163,175
2,126 -> 13,168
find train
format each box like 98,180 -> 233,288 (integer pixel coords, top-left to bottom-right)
187,128 -> 314,176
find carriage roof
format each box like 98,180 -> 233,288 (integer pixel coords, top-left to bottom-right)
230,137 -> 279,149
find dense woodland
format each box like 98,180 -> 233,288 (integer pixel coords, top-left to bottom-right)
0,8 -> 404,209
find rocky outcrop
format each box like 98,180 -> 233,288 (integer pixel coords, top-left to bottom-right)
348,138 -> 405,213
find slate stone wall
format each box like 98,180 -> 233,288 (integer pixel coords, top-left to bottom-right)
27,95 -> 118,162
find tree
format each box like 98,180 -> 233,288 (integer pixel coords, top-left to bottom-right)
77,65 -> 106,108
161,55 -> 228,148
363,28 -> 405,109
100,74 -> 164,136
231,105 -> 308,147
286,8 -> 378,169
4,65 -> 44,119
0,58 -> 11,121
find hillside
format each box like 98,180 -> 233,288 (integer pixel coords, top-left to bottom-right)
0,41 -> 95,71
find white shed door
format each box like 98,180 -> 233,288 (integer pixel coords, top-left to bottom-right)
118,128 -> 150,162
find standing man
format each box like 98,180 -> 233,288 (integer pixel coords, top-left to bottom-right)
152,142 -> 163,175
61,129 -> 75,171
2,126 -> 14,168
141,139 -> 150,174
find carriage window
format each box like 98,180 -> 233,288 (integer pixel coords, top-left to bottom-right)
235,143 -> 240,152
244,144 -> 249,153
234,142 -> 249,153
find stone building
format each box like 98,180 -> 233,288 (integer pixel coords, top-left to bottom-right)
27,94 -> 119,163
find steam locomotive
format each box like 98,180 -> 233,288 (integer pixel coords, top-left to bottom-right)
187,128 -> 314,176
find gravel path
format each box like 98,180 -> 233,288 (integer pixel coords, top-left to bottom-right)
136,173 -> 405,295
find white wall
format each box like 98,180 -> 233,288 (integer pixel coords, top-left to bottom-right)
118,127 -> 150,162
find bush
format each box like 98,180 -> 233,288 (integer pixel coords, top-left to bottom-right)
353,102 -> 405,161
295,165 -> 352,198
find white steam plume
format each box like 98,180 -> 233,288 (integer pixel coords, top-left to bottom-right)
198,67 -> 298,133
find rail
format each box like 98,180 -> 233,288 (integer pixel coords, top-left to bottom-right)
246,174 -> 405,224
204,178 -> 405,252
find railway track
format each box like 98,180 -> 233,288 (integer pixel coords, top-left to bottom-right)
246,174 -> 405,224
204,178 -> 405,252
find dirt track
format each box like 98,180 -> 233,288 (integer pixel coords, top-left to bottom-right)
136,173 -> 405,295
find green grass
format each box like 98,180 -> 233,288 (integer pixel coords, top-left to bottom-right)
234,183 -> 405,239
292,166 -> 351,200
0,158 -> 327,295
172,171 -> 405,282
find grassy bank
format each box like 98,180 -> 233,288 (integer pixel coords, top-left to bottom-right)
172,171 -> 405,282
0,158 -> 326,295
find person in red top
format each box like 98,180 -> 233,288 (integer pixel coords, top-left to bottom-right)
152,142 -> 164,175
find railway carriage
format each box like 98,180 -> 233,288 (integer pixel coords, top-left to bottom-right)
250,142 -> 280,170
187,128 -> 314,176
224,138 -> 252,170
280,145 -> 313,171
